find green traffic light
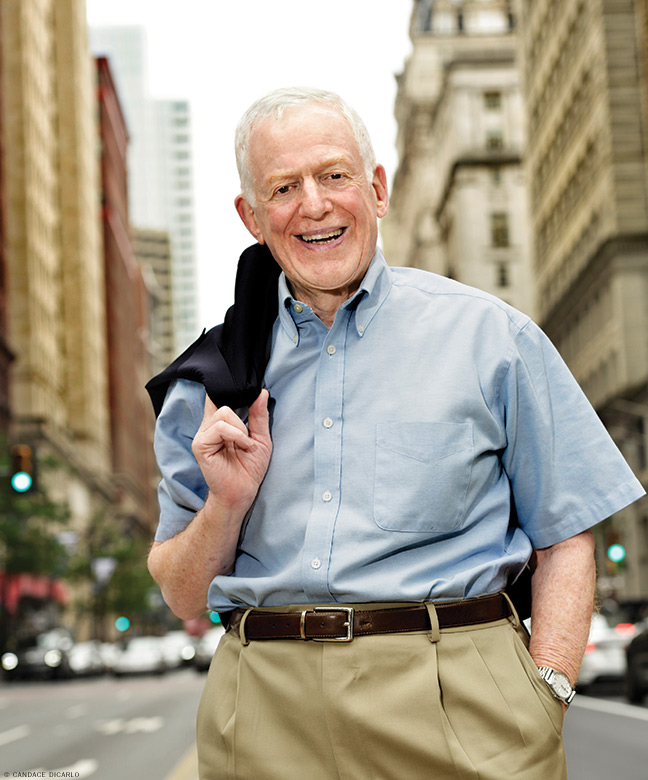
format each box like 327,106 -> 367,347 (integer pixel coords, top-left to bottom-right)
10,471 -> 33,493
607,543 -> 626,563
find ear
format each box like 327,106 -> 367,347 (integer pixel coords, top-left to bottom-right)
235,195 -> 266,244
372,165 -> 389,219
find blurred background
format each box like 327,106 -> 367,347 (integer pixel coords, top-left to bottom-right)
1,1 -> 648,779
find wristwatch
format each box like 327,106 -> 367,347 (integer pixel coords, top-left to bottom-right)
537,666 -> 576,707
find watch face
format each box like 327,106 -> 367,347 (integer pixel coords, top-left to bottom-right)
552,672 -> 572,698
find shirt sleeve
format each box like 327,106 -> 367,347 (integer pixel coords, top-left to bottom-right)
153,379 -> 208,542
500,319 -> 645,549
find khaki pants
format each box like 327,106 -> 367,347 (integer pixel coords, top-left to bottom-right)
197,603 -> 566,780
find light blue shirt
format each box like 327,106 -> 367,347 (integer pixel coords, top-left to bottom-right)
154,249 -> 644,610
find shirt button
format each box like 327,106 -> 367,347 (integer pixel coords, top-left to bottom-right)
311,558 -> 321,570
358,325 -> 365,335
294,304 -> 303,313
322,490 -> 332,502
323,417 -> 334,429
293,335 -> 298,344
326,345 -> 336,355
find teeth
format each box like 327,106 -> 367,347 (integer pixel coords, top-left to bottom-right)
300,229 -> 343,243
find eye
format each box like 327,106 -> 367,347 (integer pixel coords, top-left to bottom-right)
275,185 -> 292,196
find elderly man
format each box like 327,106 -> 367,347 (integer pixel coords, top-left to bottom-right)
147,88 -> 644,780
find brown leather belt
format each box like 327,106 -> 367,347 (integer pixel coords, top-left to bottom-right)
229,593 -> 511,642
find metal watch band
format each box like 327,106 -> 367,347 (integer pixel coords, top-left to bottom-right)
537,666 -> 576,706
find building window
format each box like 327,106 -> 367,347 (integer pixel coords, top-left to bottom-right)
486,129 -> 504,151
496,261 -> 510,287
491,213 -> 510,248
491,167 -> 502,186
484,91 -> 502,110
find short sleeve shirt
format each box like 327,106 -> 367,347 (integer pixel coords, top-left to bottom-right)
153,250 -> 645,610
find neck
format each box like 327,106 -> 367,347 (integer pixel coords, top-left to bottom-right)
291,284 -> 358,329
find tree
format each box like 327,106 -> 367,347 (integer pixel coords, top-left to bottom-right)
67,511 -> 164,639
0,441 -> 71,644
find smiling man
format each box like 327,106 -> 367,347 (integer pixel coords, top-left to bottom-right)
146,88 -> 644,780
233,102 -> 388,327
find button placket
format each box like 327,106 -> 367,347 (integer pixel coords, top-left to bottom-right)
300,318 -> 348,600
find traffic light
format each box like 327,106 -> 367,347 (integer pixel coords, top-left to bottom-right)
605,529 -> 626,573
607,543 -> 626,564
10,444 -> 36,493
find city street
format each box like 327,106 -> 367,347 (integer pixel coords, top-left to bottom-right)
0,670 -> 203,780
1,672 -> 647,779
565,690 -> 648,780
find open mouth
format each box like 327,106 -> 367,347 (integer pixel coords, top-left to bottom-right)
298,227 -> 346,244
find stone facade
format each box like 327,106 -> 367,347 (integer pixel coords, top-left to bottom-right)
517,0 -> 648,598
383,0 -> 534,316
0,0 -> 112,490
0,3 -> 13,436
133,228 -> 175,377
97,57 -> 157,535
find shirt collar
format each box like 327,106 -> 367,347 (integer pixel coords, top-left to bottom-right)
277,247 -> 392,343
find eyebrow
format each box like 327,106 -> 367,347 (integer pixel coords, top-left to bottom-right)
264,155 -> 350,187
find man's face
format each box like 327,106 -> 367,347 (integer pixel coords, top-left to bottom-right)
235,105 -> 389,306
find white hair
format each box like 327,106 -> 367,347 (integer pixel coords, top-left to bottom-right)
235,87 -> 377,205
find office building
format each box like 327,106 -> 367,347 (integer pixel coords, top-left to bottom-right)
383,0 -> 534,316
517,0 -> 648,598
89,26 -> 199,353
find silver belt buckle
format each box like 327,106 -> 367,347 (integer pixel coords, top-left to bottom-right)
303,606 -> 355,642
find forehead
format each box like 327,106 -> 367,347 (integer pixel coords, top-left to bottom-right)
247,105 -> 362,175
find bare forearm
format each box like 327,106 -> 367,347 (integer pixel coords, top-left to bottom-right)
148,493 -> 247,620
528,529 -> 596,684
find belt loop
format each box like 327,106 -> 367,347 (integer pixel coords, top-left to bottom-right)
501,591 -> 520,629
239,608 -> 253,646
425,602 -> 440,643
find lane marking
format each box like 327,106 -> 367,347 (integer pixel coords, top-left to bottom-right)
0,723 -> 31,746
572,696 -> 648,721
94,716 -> 165,735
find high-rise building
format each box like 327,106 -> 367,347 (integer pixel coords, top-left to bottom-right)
89,26 -> 199,354
0,0 -> 115,633
382,0 -> 534,316
133,227 -> 175,376
517,0 -> 648,598
97,57 -> 157,534
0,0 -> 111,484
0,4 -> 12,436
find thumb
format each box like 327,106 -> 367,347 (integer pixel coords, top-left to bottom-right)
247,389 -> 270,441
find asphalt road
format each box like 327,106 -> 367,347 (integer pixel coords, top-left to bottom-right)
565,690 -> 648,780
0,669 -> 203,780
1,672 -> 647,779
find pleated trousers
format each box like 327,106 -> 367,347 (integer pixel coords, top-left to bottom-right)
196,602 -> 567,780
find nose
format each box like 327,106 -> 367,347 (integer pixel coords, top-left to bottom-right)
299,177 -> 331,219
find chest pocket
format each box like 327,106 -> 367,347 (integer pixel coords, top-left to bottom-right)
373,421 -> 474,534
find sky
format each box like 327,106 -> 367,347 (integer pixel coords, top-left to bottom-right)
85,0 -> 414,329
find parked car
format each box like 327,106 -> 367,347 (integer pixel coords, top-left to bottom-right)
112,636 -> 168,677
98,641 -> 121,674
158,630 -> 196,669
68,640 -> 106,677
194,626 -> 225,672
577,613 -> 636,691
625,623 -> 648,704
1,628 -> 74,681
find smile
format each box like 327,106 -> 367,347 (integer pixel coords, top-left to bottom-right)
298,228 -> 346,244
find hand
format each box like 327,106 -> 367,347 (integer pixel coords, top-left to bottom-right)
191,389 -> 273,514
